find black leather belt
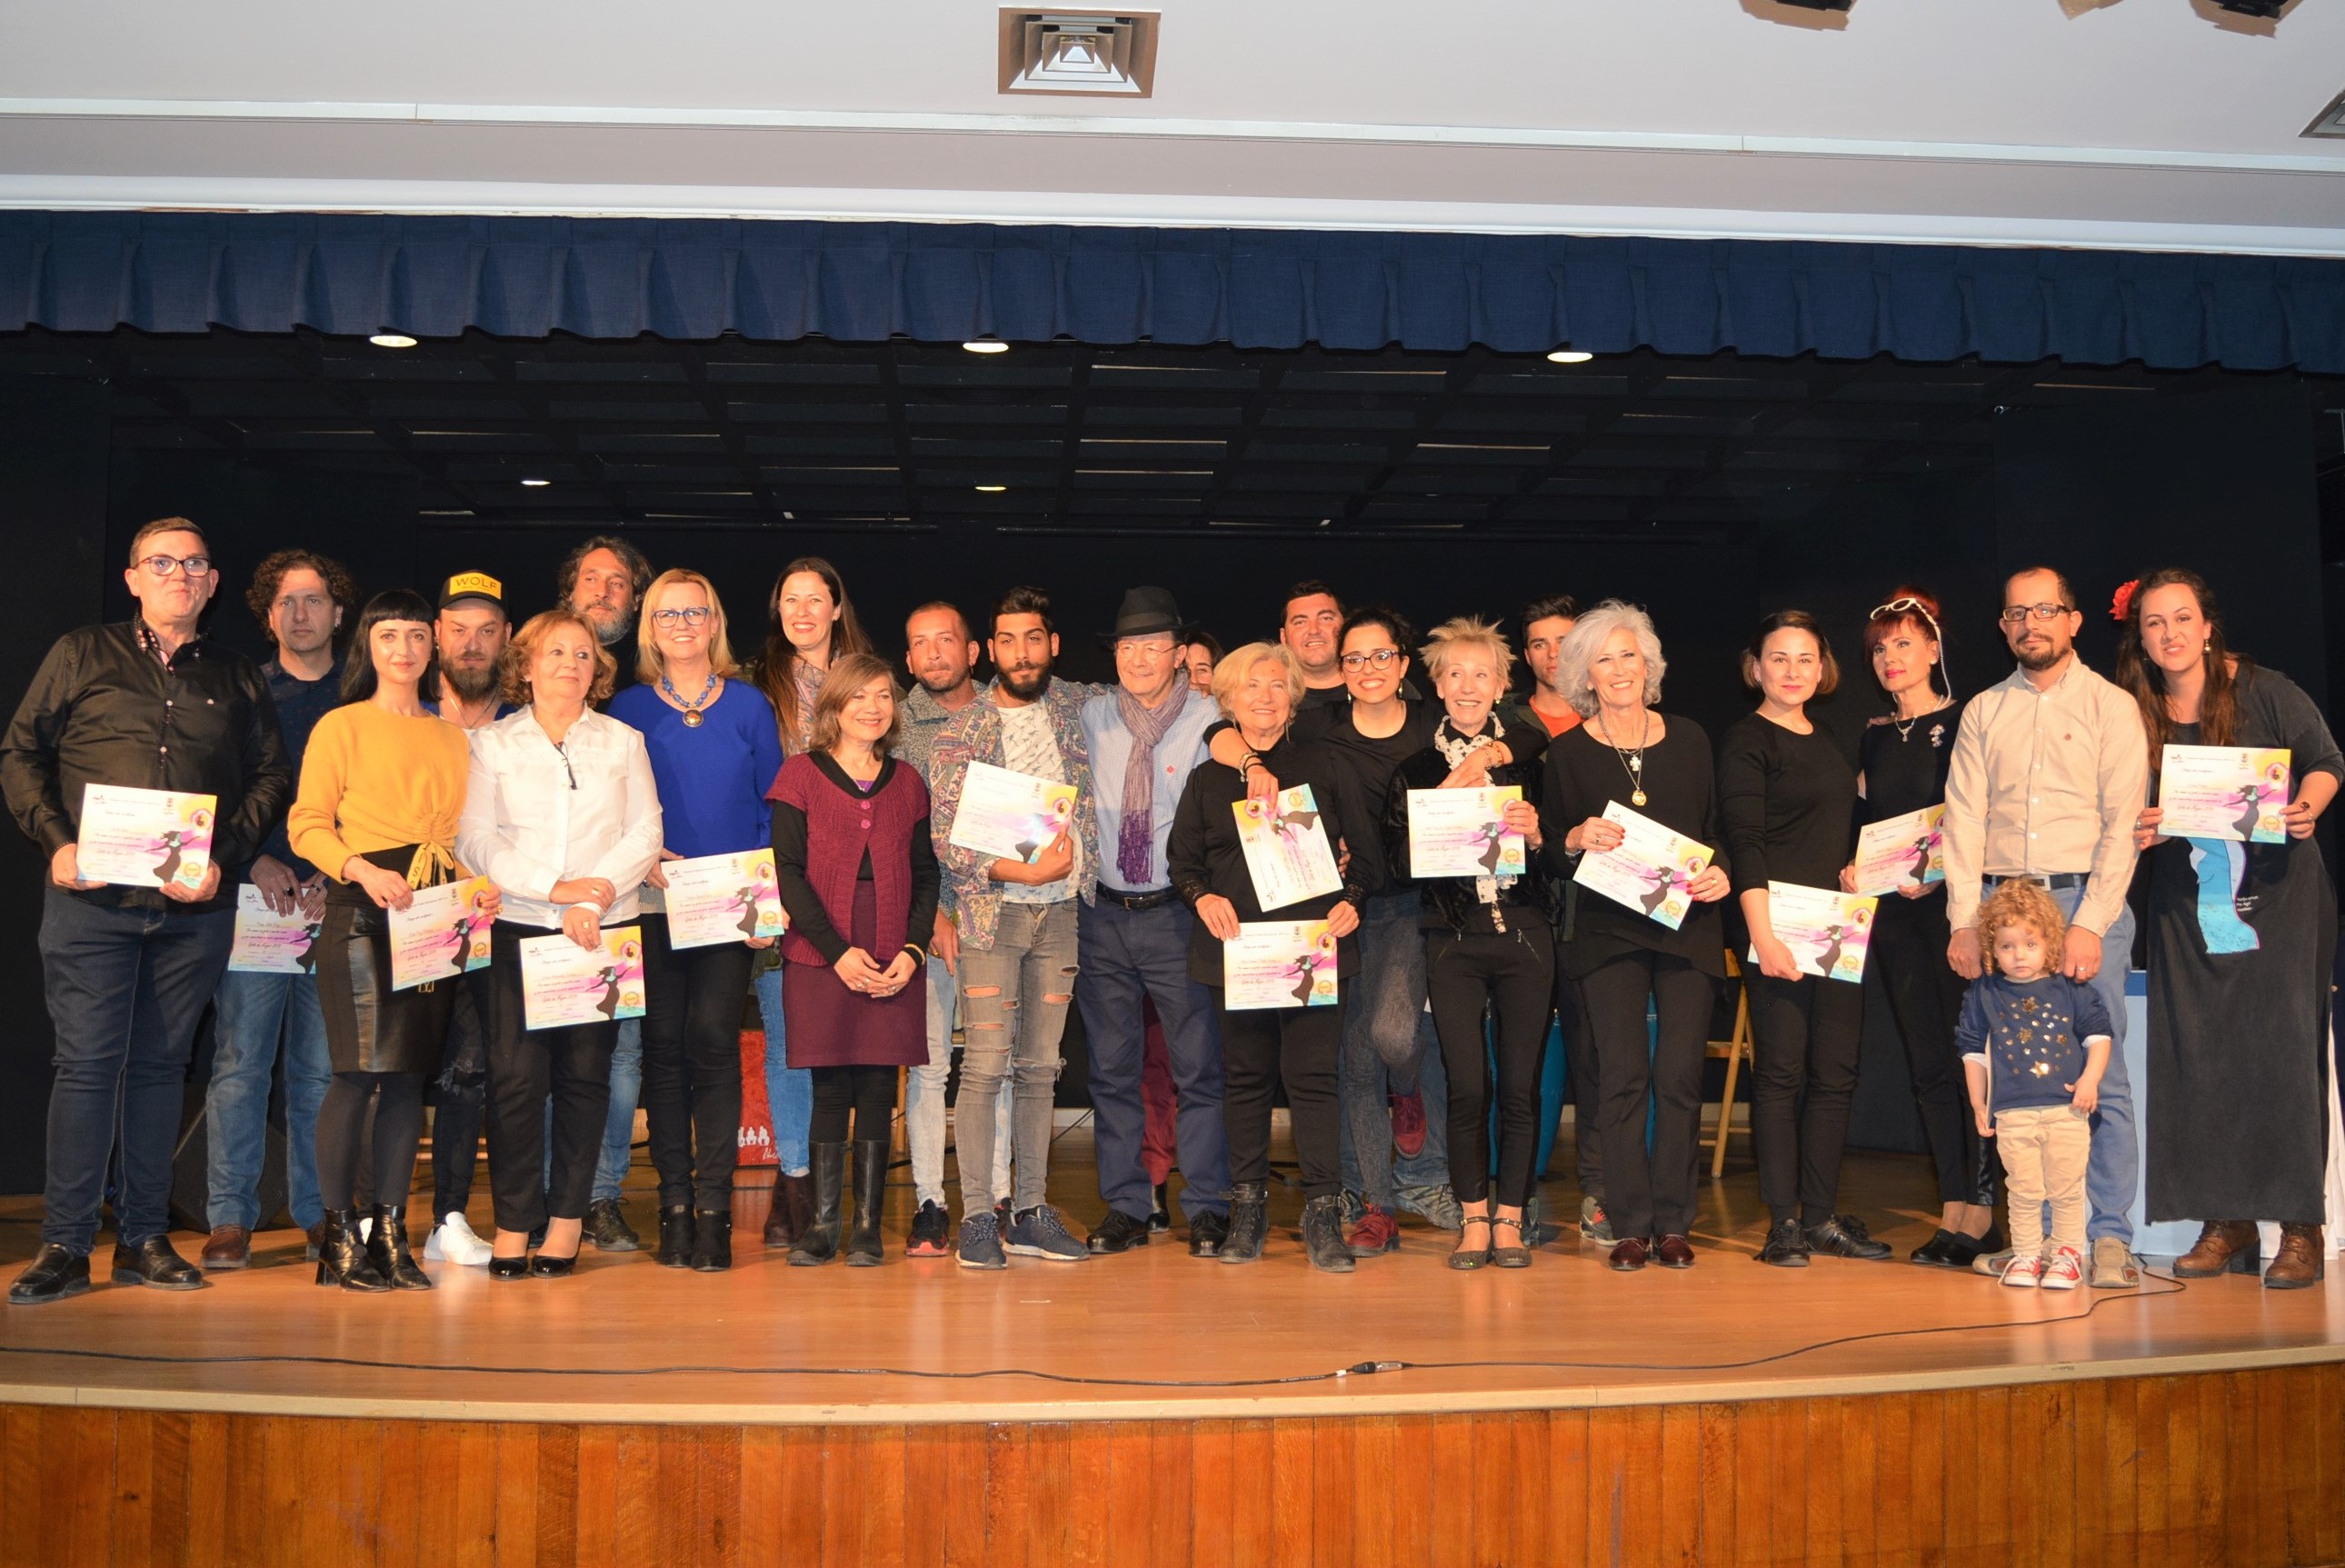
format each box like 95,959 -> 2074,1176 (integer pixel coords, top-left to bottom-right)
1099,886 -> 1180,911
1985,872 -> 2087,891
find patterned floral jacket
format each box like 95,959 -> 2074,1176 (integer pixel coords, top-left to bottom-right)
927,677 -> 1103,950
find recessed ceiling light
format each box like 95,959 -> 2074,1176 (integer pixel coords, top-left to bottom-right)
963,339 -> 1011,355
1546,349 -> 1595,365
520,477 -> 551,487
974,484 -> 1008,493
368,334 -> 418,349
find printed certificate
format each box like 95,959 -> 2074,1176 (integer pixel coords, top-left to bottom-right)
1222,920 -> 1338,1011
387,875 -> 495,990
75,784 -> 215,893
226,885 -> 321,974
1232,784 -> 1343,911
2159,744 -> 2291,844
662,847 -> 786,949
947,761 -> 1079,864
1406,785 -> 1526,880
1851,804 -> 1945,896
1752,882 -> 1878,984
1571,801 -> 1712,931
519,924 -> 646,1031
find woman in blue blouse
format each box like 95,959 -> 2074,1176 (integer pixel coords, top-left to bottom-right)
609,569 -> 783,1272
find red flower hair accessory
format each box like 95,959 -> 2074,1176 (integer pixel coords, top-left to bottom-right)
2109,578 -> 2140,624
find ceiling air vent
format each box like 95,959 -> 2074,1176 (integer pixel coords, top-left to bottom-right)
2306,85 -> 2345,138
998,12 -> 1159,97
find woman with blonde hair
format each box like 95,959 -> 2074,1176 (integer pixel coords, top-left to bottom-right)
610,570 -> 783,1271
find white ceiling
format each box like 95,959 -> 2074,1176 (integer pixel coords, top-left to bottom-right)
3,0 -> 2343,254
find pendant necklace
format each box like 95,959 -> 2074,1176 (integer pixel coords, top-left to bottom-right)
1601,709 -> 1651,808
663,670 -> 718,728
1891,696 -> 1950,744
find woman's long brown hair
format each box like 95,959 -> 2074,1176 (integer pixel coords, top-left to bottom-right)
756,556 -> 873,754
2113,566 -> 2252,754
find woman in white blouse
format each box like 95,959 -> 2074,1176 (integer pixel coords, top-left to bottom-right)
456,609 -> 663,1279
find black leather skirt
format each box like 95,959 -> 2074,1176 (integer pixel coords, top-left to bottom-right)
316,844 -> 461,1076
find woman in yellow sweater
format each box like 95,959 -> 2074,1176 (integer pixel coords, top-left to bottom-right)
289,588 -> 493,1292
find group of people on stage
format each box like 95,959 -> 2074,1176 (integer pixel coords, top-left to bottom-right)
3,522 -> 2335,1304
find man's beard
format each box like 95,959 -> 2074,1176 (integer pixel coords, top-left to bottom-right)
580,601 -> 633,644
444,660 -> 496,702
999,662 -> 1053,701
2013,638 -> 2064,673
915,666 -> 966,696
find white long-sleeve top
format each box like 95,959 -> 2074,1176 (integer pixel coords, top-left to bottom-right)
456,704 -> 664,929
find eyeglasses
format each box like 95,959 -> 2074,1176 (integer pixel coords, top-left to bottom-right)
1339,648 -> 1403,672
1998,603 -> 2074,625
138,554 -> 213,579
648,606 -> 711,627
1117,638 -> 1177,656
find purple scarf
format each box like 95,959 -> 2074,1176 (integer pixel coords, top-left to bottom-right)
1115,683 -> 1192,886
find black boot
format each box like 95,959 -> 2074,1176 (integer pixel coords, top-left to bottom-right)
365,1206 -> 433,1290
1301,1194 -> 1355,1273
789,1143 -> 848,1266
1220,1182 -> 1269,1264
315,1209 -> 390,1293
656,1205 -> 694,1268
691,1207 -> 733,1273
846,1141 -> 889,1267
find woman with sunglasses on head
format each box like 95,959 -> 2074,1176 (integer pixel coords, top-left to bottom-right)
1839,588 -> 1998,1268
608,570 -> 783,1272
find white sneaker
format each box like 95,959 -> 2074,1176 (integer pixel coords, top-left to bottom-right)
2040,1245 -> 2083,1291
2001,1253 -> 2045,1289
424,1211 -> 494,1266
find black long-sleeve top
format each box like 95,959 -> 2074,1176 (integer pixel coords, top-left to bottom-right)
1382,742 -> 1548,934
1168,734 -> 1366,987
1715,711 -> 1860,896
1,620 -> 291,914
771,754 -> 940,966
1856,703 -> 1961,827
1537,715 -> 1729,978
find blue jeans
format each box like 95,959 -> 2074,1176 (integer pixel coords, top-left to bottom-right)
591,1017 -> 641,1204
36,890 -> 234,1252
205,967 -> 333,1232
1338,891 -> 1451,1210
2042,881 -> 2139,1245
956,899 -> 1081,1213
754,966 -> 812,1175
1077,898 -> 1230,1221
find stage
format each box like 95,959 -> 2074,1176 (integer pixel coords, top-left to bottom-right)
3,1131 -> 2340,1566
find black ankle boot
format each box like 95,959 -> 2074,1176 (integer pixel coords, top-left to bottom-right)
846,1141 -> 889,1267
691,1208 -> 733,1273
656,1205 -> 694,1268
1220,1182 -> 1269,1263
315,1208 -> 390,1293
789,1143 -> 848,1266
1301,1194 -> 1355,1273
365,1205 -> 433,1290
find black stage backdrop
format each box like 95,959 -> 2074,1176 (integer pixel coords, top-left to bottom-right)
0,378 -> 2324,1190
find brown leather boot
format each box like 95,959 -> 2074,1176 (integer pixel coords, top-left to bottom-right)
2172,1220 -> 2259,1278
763,1171 -> 812,1247
2264,1223 -> 2325,1290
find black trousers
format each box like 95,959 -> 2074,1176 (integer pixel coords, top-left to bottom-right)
1869,894 -> 1994,1207
1747,970 -> 1865,1225
1426,924 -> 1554,1207
1553,956 -> 1603,1197
1575,948 -> 1714,1240
1216,993 -> 1343,1200
810,1064 -> 897,1144
637,914 -> 753,1210
429,973 -> 493,1219
484,922 -> 616,1234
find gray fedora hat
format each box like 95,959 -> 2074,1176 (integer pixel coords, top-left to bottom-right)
1101,585 -> 1192,644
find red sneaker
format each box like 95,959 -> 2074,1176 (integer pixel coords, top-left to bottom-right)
1390,1089 -> 1428,1158
1347,1206 -> 1402,1258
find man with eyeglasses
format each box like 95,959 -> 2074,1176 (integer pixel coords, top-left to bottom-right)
197,549 -> 355,1272
1942,565 -> 2149,1290
1075,588 -> 1230,1257
3,518 -> 292,1303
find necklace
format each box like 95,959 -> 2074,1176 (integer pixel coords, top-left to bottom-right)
662,669 -> 718,728
1891,696 -> 1951,743
1596,708 -> 1651,808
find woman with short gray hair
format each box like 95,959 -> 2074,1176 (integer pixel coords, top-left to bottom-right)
1551,601 -> 1668,719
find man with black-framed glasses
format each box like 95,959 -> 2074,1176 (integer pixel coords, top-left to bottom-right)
1942,564 -> 2148,1290
4,517 -> 291,1303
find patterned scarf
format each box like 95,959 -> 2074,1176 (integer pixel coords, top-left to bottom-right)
1432,712 -> 1516,906
1115,683 -> 1192,886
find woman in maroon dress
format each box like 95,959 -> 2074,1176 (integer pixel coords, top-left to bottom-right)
769,652 -> 941,1266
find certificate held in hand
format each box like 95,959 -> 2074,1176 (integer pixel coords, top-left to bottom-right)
1231,784 -> 1343,911
662,847 -> 786,949
520,925 -> 647,1031
227,885 -> 321,974
1752,882 -> 1878,984
948,761 -> 1079,864
387,875 -> 495,991
2159,744 -> 2291,844
1406,785 -> 1526,879
1222,920 -> 1338,1010
1851,804 -> 1945,896
1571,801 -> 1712,932
75,784 -> 216,893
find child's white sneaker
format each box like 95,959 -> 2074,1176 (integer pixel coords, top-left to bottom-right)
2001,1253 -> 2045,1288
2039,1246 -> 2083,1291
424,1212 -> 494,1266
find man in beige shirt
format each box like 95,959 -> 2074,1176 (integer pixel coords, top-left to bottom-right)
1943,565 -> 2149,1289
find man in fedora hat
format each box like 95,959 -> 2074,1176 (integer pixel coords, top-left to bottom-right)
1075,587 -> 1231,1256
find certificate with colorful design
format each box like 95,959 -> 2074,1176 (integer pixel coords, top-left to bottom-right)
75,784 -> 215,892
226,885 -> 321,974
519,924 -> 646,1031
662,847 -> 786,949
1232,784 -> 1343,911
2159,744 -> 2290,844
947,761 -> 1080,864
1851,804 -> 1945,896
1753,882 -> 1878,984
387,875 -> 495,990
1571,801 -> 1712,931
1406,785 -> 1526,880
1222,919 -> 1338,1010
